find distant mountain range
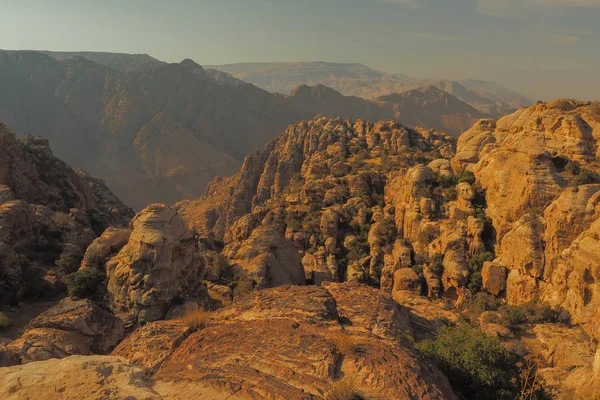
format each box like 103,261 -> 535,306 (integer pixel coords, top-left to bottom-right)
0,50 -> 491,208
208,62 -> 532,116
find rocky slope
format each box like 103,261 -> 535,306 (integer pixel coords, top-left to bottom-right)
208,61 -> 532,116
0,123 -> 132,303
2,100 -> 600,398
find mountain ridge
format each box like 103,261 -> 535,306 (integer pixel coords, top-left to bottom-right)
210,61 -> 532,116
0,50 -> 485,209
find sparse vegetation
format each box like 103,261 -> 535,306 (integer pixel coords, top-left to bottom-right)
517,355 -> 544,400
332,332 -> 358,355
325,378 -> 368,400
51,212 -> 72,229
430,253 -> 444,275
65,267 -> 106,299
180,302 -> 209,330
456,169 -> 476,185
497,301 -> 559,329
231,277 -> 255,299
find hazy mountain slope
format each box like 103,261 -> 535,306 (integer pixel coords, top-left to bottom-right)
0,51 -> 296,209
210,61 -> 531,116
286,84 -> 486,136
41,51 -> 165,72
0,51 -> 482,209
43,51 -> 245,86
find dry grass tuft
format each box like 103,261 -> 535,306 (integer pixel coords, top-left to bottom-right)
325,378 -> 368,400
180,303 -> 209,330
332,333 -> 357,355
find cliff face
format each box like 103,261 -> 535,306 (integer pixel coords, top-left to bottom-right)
454,99 -> 600,337
0,123 -> 132,303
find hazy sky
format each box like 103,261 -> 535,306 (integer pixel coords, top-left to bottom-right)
1,0 -> 599,100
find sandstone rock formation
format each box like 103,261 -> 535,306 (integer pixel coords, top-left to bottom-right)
454,100 -> 600,340
112,283 -> 456,399
105,204 -> 205,323
5,298 -> 124,365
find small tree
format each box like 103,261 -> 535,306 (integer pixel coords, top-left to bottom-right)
65,268 -> 106,299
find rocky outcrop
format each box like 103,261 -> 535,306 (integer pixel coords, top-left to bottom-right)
128,283 -> 456,399
5,298 -> 124,365
224,221 -> 306,289
452,100 -> 600,340
112,321 -> 193,375
105,204 -> 205,323
180,117 -> 455,244
0,355 -> 160,400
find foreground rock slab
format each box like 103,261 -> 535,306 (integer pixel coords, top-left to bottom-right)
0,355 -> 161,400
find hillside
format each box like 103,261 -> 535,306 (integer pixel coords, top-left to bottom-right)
209,61 -> 532,116
0,50 -> 485,209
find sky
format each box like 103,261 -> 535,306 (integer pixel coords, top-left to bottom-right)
1,0 -> 599,100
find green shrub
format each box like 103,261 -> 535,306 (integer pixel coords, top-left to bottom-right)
466,252 -> 495,292
65,268 -> 106,299
430,253 -> 444,275
411,264 -> 424,277
456,169 -> 476,185
346,229 -> 370,262
440,174 -> 459,188
55,250 -> 84,274
498,301 -> 558,329
415,323 -> 520,400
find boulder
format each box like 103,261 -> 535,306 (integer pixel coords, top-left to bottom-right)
112,320 -> 193,375
106,203 -> 205,323
24,298 -> 124,354
392,268 -> 422,300
481,261 -> 508,296
79,227 -> 131,270
506,269 -> 539,305
226,223 -> 305,289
